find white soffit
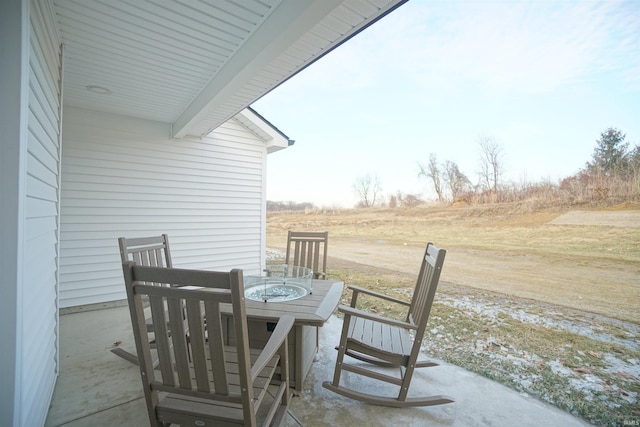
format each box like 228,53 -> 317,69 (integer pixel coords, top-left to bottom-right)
53,0 -> 407,138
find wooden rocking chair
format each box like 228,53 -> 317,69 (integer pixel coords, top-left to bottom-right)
123,262 -> 294,427
111,234 -> 173,365
285,231 -> 329,279
322,242 -> 454,407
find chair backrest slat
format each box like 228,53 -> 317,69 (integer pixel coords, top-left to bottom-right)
205,301 -> 229,395
311,241 -> 320,272
148,293 -> 175,385
186,299 -> 210,393
285,231 -> 328,279
168,295 -> 192,388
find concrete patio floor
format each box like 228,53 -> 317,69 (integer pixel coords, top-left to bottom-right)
45,305 -> 593,427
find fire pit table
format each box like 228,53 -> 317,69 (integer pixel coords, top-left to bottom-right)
222,273 -> 343,391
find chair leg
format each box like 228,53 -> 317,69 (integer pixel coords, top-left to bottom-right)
399,362 -> 418,402
329,315 -> 352,387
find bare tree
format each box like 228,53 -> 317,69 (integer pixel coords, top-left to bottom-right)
443,160 -> 471,200
353,173 -> 382,207
478,136 -> 504,193
418,153 -> 444,201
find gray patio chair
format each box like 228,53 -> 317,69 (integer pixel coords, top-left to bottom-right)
123,262 -> 293,427
323,242 -> 454,407
111,234 -> 173,365
285,231 -> 329,279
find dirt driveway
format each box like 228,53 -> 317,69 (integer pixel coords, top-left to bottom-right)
311,237 -> 639,321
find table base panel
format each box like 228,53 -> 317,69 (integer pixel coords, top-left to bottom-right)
223,316 -> 318,391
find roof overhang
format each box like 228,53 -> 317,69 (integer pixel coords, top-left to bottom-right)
235,108 -> 293,154
53,0 -> 408,138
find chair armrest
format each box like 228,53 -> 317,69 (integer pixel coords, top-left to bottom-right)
251,315 -> 295,381
348,285 -> 410,306
338,305 -> 417,330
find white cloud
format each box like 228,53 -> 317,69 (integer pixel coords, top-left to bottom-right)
277,37 -> 378,93
358,0 -> 640,94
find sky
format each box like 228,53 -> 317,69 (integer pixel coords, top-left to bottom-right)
252,0 -> 640,208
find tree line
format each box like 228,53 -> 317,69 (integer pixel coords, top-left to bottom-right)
267,201 -> 316,211
351,127 -> 639,207
559,128 -> 640,202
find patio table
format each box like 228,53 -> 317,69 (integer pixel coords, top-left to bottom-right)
222,279 -> 343,390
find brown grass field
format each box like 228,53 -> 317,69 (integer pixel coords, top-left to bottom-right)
266,202 -> 640,426
267,202 -> 640,322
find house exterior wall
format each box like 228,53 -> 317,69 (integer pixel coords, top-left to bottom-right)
0,0 -> 61,426
59,108 -> 268,308
22,1 -> 62,425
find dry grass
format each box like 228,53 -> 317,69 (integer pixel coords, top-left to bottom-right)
267,202 -> 640,426
267,202 -> 640,322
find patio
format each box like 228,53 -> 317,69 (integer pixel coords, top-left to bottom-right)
45,304 -> 591,427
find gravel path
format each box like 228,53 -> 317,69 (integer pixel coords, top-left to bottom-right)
550,210 -> 640,227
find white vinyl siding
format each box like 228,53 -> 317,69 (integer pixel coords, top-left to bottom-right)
59,108 -> 267,308
22,0 -> 61,426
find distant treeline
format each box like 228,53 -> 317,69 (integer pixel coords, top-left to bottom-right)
268,128 -> 639,211
267,201 -> 316,211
